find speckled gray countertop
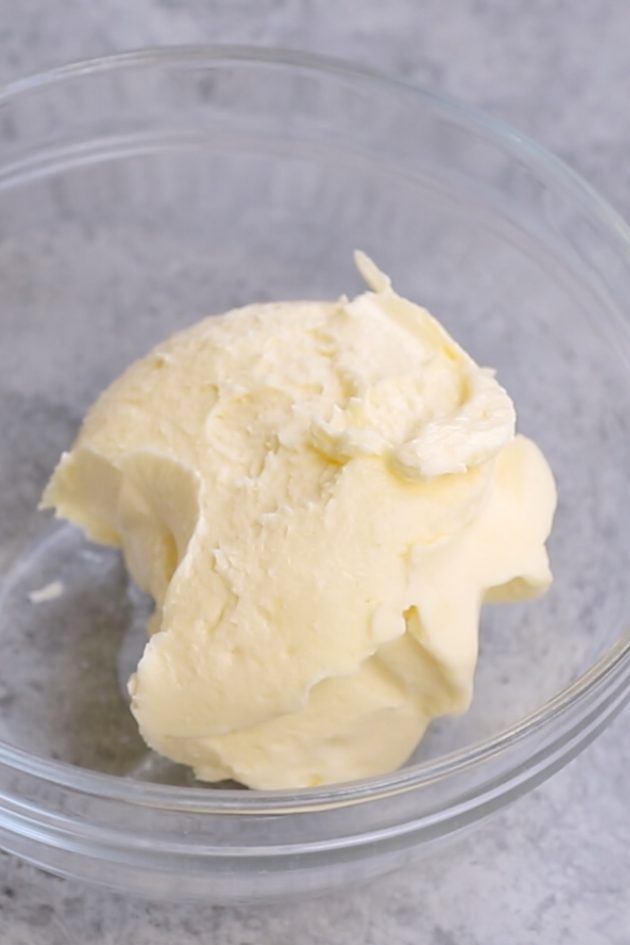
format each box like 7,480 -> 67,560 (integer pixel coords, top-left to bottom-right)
1,2 -> 629,942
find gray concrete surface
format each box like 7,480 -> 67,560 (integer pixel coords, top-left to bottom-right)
1,2 -> 629,942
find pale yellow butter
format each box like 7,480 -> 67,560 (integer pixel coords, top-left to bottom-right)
42,254 -> 556,789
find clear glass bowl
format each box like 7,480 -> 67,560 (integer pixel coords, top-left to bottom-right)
0,46 -> 629,903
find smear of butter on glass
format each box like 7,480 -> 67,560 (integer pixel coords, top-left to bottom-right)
28,580 -> 64,604
41,255 -> 556,789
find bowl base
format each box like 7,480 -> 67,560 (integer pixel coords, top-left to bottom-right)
0,523 -> 205,783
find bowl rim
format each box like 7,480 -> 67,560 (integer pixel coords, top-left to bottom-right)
0,43 -> 629,813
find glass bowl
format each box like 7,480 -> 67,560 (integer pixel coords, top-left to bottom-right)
0,46 -> 628,903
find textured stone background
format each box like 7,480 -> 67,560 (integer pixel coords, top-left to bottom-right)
1,2 -> 629,943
